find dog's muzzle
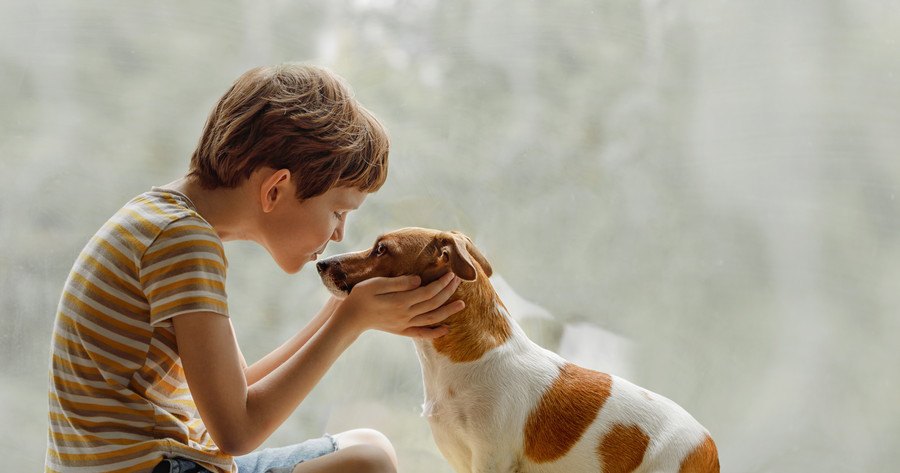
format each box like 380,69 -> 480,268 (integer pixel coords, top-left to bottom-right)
316,258 -> 351,295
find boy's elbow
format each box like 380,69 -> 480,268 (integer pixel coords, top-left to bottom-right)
214,435 -> 257,457
209,427 -> 259,456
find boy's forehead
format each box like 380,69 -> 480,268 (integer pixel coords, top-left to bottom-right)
330,186 -> 368,208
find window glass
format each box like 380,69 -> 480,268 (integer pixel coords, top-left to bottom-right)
2,1 -> 898,471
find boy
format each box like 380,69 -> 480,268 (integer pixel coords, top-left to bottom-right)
46,64 -> 465,473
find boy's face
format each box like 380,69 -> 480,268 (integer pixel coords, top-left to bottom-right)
256,174 -> 367,274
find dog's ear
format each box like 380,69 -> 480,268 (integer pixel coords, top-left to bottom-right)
449,231 -> 493,278
440,232 -> 492,281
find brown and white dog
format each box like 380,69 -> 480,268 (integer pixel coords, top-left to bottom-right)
317,228 -> 719,473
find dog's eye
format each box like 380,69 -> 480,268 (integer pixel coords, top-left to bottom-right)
374,242 -> 387,256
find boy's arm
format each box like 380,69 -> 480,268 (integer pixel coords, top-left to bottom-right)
173,273 -> 463,456
174,307 -> 358,456
241,297 -> 340,386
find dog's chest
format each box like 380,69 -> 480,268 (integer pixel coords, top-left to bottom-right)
422,372 -> 516,429
417,345 -> 512,430
415,337 -> 566,465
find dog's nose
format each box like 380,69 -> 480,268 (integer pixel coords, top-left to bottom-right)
316,260 -> 329,273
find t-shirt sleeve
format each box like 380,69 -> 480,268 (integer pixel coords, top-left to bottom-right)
140,216 -> 229,326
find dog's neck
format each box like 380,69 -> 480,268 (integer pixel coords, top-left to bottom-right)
428,267 -> 513,363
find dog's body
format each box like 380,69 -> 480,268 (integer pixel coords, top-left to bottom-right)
317,228 -> 719,473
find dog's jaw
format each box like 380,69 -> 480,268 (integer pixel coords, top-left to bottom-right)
321,276 -> 350,298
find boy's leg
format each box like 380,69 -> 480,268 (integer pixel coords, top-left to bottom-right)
291,428 -> 397,473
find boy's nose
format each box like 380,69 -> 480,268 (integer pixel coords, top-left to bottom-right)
332,221 -> 345,242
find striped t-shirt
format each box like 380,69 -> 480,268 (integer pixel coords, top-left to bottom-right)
46,187 -> 235,473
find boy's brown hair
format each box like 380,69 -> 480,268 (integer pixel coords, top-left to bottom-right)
188,63 -> 389,201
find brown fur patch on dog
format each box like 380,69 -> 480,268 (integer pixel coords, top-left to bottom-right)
679,434 -> 720,473
523,363 -> 612,463
431,265 -> 512,362
598,424 -> 650,473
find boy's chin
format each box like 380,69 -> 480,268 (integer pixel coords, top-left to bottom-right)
277,257 -> 309,275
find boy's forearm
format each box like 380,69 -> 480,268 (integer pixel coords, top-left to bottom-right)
238,312 -> 362,452
244,299 -> 339,386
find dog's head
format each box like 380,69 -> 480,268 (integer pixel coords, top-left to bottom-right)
316,227 -> 492,297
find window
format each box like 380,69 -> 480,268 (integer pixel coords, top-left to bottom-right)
2,1 -> 897,471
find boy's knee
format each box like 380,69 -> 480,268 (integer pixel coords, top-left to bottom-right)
340,444 -> 396,473
333,428 -> 397,472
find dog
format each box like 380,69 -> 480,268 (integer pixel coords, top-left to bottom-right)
317,228 -> 719,473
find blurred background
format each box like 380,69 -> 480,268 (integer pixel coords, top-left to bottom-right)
2,0 -> 899,471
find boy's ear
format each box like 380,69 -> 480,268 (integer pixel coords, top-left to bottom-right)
259,168 -> 291,213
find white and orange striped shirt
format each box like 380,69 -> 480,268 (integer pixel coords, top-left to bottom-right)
46,187 -> 235,473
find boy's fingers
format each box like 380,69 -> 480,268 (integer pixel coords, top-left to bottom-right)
379,272 -> 453,306
408,272 -> 456,302
402,324 -> 451,340
409,276 -> 461,315
409,300 -> 465,327
369,275 -> 421,295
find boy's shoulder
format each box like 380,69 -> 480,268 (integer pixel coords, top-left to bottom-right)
117,187 -> 215,238
132,186 -> 204,224
94,187 -> 222,266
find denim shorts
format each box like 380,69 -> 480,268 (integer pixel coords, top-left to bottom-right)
152,434 -> 339,473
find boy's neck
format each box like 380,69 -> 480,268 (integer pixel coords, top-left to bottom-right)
160,175 -> 260,243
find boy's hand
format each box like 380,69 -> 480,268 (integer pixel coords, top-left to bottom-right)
333,272 -> 464,339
